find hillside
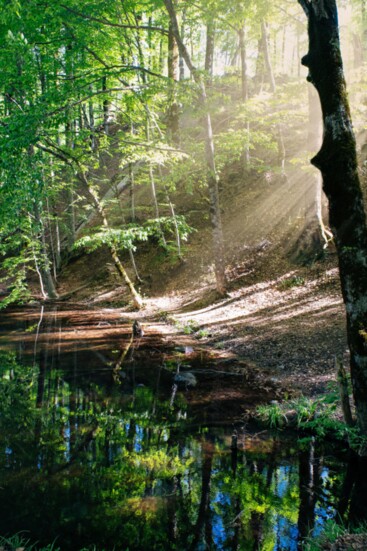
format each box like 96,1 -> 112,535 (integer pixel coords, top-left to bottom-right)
51,152 -> 347,402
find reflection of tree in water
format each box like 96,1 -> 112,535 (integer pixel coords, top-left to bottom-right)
189,436 -> 215,550
0,349 -> 357,550
337,452 -> 367,528
297,439 -> 323,549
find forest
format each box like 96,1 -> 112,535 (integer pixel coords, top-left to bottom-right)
2,0 -> 367,549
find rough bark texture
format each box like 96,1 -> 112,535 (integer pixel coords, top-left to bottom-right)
336,356 -> 354,427
299,0 -> 367,445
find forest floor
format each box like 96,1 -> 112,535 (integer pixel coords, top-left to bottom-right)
144,254 -> 347,402
52,163 -> 351,407
55,243 -> 347,410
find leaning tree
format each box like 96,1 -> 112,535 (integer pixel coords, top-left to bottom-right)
298,0 -> 367,450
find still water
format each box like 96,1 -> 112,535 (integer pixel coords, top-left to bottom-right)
0,306 -> 364,550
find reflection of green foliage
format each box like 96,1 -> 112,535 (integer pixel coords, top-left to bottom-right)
0,351 -> 37,433
0,534 -> 60,551
0,351 -> 348,550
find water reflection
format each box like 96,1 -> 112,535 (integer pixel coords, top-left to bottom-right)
0,307 -> 360,550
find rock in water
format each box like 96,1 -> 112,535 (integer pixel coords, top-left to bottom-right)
132,320 -> 144,338
173,372 -> 197,388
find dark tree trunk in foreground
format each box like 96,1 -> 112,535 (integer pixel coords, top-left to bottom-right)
299,0 -> 367,448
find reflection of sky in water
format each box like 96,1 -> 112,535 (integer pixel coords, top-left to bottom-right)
135,425 -> 143,452
64,425 -> 71,461
212,512 -> 228,548
311,467 -> 336,538
214,490 -> 231,507
274,518 -> 299,551
276,465 -> 293,498
212,491 -> 232,548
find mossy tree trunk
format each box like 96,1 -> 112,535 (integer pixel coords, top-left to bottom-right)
299,0 -> 367,447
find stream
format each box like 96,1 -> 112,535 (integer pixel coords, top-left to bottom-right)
0,305 -> 366,550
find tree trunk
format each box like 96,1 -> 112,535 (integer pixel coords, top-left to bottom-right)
167,23 -> 180,146
204,19 -> 215,85
179,9 -> 186,81
261,20 -> 286,176
238,25 -> 248,102
163,0 -> 227,295
146,120 -> 167,248
102,76 -> 111,135
39,223 -> 59,299
255,37 -> 265,93
298,0 -> 367,449
88,86 -> 97,151
32,188 -> 58,300
336,356 -> 354,427
261,20 -> 276,93
79,172 -> 143,309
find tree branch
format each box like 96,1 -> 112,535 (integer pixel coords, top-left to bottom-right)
59,4 -> 169,35
35,143 -> 74,167
163,0 -> 199,79
46,86 -> 141,117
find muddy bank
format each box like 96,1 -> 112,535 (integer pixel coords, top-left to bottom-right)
0,304 -> 282,424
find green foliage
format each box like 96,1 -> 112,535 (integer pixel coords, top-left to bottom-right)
256,388 -> 342,433
196,329 -> 209,339
255,384 -> 367,452
278,275 -> 305,290
256,402 -> 288,428
74,225 -> 150,253
303,520 -> 346,551
303,520 -> 367,551
0,263 -> 31,310
175,319 -> 201,335
74,216 -> 195,255
0,534 -> 60,551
